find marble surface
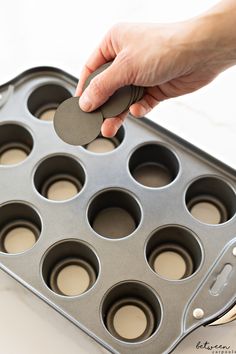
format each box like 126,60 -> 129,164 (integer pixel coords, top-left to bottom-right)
0,0 -> 236,353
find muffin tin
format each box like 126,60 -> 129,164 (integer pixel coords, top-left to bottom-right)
0,66 -> 236,354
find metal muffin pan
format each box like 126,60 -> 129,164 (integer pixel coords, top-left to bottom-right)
0,67 -> 236,354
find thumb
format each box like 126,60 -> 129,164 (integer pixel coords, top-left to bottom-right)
79,59 -> 129,112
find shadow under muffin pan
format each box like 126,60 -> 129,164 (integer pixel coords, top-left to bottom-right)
0,67 -> 236,354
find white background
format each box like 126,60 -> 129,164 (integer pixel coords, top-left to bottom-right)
0,0 -> 236,353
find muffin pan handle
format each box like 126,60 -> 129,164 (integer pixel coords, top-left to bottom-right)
184,241 -> 236,331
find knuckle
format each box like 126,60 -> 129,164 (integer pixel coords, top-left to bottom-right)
116,51 -> 136,84
89,77 -> 106,98
145,95 -> 157,109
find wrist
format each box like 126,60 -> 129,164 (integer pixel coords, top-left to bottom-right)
187,4 -> 236,72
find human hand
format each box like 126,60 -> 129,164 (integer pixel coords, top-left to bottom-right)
76,1 -> 236,137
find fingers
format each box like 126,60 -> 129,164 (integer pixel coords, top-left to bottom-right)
75,48 -> 112,97
129,91 -> 160,117
75,31 -> 116,97
101,90 -> 159,137
101,111 -> 128,137
99,88 -> 161,139
99,89 -> 160,138
79,58 -> 130,112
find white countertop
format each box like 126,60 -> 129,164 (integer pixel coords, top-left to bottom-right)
0,0 -> 236,353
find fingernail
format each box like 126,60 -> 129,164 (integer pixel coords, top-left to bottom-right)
79,93 -> 92,111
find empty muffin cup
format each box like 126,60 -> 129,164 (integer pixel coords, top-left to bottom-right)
88,190 -> 141,239
0,202 -> 41,254
41,240 -> 99,296
186,177 -> 236,224
27,84 -> 72,121
0,124 -> 33,165
85,126 -> 125,153
101,281 -> 161,343
34,155 -> 85,201
146,226 -> 202,280
129,144 -> 179,188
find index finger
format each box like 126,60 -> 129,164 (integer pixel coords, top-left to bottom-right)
75,33 -> 116,96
